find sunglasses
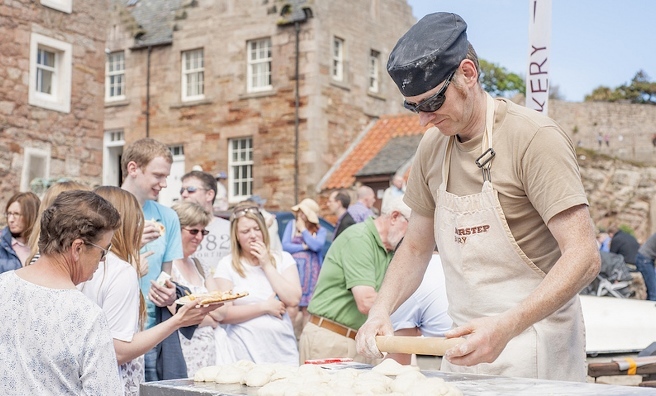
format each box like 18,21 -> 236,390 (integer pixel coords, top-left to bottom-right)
184,228 -> 210,236
403,71 -> 455,113
86,241 -> 112,261
180,186 -> 205,194
230,206 -> 261,222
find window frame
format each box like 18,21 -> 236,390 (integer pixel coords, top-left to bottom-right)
332,36 -> 345,82
105,51 -> 126,101
369,49 -> 380,93
40,0 -> 72,13
228,137 -> 253,202
246,38 -> 272,93
28,33 -> 72,113
21,147 -> 51,193
181,48 -> 205,102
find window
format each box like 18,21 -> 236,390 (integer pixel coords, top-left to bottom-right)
102,130 -> 125,187
106,51 -> 125,101
369,49 -> 380,93
332,37 -> 344,81
158,145 -> 185,207
181,49 -> 204,101
247,38 -> 272,92
21,147 -> 51,193
40,0 -> 72,13
228,137 -> 253,200
29,33 -> 72,113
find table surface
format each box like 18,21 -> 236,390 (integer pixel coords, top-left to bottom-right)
140,368 -> 656,396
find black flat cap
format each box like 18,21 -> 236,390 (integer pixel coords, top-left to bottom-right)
387,12 -> 468,97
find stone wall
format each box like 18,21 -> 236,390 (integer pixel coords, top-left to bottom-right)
0,0 -> 108,205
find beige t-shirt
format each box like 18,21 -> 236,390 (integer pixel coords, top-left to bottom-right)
405,98 -> 588,273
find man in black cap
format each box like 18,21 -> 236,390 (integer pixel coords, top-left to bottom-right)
356,12 -> 600,381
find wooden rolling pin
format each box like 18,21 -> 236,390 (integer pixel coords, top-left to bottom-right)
375,336 -> 466,356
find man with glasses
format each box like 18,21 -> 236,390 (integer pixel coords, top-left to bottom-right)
299,197 -> 410,364
356,13 -> 600,381
121,138 -> 184,381
180,170 -> 231,290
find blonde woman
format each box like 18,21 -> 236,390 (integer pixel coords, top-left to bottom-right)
170,201 -> 232,376
80,187 -> 215,394
214,202 -> 301,365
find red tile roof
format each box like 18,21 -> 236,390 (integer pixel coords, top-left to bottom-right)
321,113 -> 428,190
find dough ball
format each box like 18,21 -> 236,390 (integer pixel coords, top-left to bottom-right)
244,366 -> 276,387
270,366 -> 298,381
257,380 -> 291,396
372,359 -> 420,376
214,365 -> 246,384
353,379 -> 389,394
390,371 -> 426,393
193,365 -> 221,382
357,370 -> 393,386
234,359 -> 257,370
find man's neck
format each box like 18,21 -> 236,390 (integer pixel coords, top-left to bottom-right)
335,207 -> 347,218
456,90 -> 488,143
121,182 -> 147,207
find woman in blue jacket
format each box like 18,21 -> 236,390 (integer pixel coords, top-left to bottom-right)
1,192 -> 40,273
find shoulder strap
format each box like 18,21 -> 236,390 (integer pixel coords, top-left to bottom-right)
191,257 -> 205,279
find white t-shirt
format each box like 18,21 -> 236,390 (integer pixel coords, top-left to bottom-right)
390,254 -> 452,337
193,216 -> 231,278
79,252 -> 143,395
214,251 -> 299,365
0,271 -> 123,395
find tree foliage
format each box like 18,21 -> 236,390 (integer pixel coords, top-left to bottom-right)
585,70 -> 656,104
479,60 -> 525,98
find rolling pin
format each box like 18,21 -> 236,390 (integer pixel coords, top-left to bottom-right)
375,336 -> 466,356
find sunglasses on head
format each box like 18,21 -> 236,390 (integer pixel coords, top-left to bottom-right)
230,206 -> 261,222
403,71 -> 455,114
180,186 -> 205,194
183,228 -> 209,236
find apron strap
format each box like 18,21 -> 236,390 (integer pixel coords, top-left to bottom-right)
441,93 -> 497,187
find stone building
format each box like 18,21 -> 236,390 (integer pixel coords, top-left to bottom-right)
103,0 -> 415,208
0,0 -> 109,204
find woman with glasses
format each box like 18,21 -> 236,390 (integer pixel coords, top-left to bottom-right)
170,201 -> 233,376
79,188 -> 216,394
214,202 -> 301,365
0,190 -> 123,394
0,192 -> 40,273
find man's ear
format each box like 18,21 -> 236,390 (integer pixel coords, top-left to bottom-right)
126,161 -> 139,176
460,59 -> 479,87
207,189 -> 216,204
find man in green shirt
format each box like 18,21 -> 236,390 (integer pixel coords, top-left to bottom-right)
299,197 -> 411,363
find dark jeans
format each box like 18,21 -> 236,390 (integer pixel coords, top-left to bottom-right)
144,347 -> 158,382
635,252 -> 656,301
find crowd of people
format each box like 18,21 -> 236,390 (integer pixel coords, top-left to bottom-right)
6,10 -> 643,393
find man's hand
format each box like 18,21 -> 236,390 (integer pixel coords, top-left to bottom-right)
443,314 -> 517,366
355,312 -> 394,359
148,279 -> 176,307
141,220 -> 161,248
137,251 -> 154,278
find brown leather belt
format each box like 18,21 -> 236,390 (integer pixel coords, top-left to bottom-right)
309,314 -> 357,340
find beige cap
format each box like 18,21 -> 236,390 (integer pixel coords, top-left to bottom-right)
291,198 -> 321,225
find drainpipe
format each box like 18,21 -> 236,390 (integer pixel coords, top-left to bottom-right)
293,21 -> 300,204
146,45 -> 151,137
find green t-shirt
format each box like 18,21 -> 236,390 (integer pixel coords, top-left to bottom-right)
308,218 -> 394,330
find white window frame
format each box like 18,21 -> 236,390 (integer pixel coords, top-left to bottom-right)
181,49 -> 204,101
40,0 -> 72,13
28,33 -> 72,113
105,51 -> 126,101
332,36 -> 344,81
247,38 -> 272,93
102,130 -> 125,186
369,49 -> 380,93
228,137 -> 253,202
21,147 -> 51,192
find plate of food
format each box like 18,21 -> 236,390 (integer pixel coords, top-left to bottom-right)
175,290 -> 249,306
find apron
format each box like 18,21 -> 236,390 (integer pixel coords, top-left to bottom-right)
437,94 -> 586,381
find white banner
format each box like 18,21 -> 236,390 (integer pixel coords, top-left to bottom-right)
526,0 -> 552,114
